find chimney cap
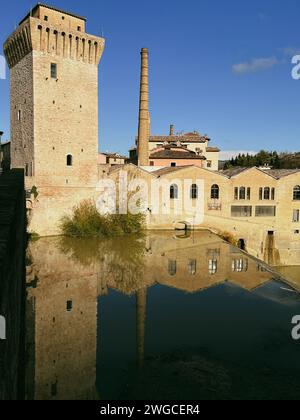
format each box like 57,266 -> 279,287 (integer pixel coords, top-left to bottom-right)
141,47 -> 148,53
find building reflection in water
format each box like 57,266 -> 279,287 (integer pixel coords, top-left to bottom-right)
25,231 -> 279,400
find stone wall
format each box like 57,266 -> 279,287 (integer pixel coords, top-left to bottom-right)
0,170 -> 26,400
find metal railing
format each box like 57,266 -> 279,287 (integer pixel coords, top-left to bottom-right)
207,200 -> 222,210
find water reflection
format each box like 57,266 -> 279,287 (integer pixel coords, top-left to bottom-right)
26,231 -> 300,400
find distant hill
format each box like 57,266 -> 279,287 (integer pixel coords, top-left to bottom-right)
223,150 -> 300,170
279,152 -> 300,169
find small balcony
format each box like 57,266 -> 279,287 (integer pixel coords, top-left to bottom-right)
207,200 -> 222,211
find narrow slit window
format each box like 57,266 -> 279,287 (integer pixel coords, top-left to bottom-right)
66,154 -> 73,167
66,301 -> 73,312
51,63 -> 57,79
293,209 -> 300,223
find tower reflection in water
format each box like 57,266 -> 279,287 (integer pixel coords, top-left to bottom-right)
25,231 -> 290,400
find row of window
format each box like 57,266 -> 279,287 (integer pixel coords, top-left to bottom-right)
168,258 -> 249,276
43,15 -> 82,32
235,187 -> 276,201
231,205 -> 276,217
234,186 -> 300,201
170,184 -> 200,200
170,184 -> 220,200
162,184 -> 300,202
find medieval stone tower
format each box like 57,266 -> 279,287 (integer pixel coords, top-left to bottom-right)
4,3 -> 105,186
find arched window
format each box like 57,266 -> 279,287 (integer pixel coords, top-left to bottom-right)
247,187 -> 251,200
170,184 -> 178,200
209,259 -> 218,275
66,154 -> 73,167
271,188 -> 275,200
293,186 -> 300,201
188,260 -> 197,275
234,187 -> 239,200
239,187 -> 246,200
168,260 -> 177,276
190,184 -> 198,199
264,187 -> 270,200
211,184 -> 219,200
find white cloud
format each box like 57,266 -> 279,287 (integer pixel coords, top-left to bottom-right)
220,151 -> 257,161
232,56 -> 278,75
280,47 -> 300,57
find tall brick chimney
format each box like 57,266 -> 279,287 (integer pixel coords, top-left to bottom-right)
137,48 -> 149,167
169,124 -> 174,136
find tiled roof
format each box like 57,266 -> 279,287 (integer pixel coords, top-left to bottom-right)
149,135 -> 208,144
218,167 -> 249,177
152,166 -> 195,176
261,169 -> 300,179
102,152 -> 127,160
150,148 -> 206,160
206,147 -> 220,152
219,167 -> 300,179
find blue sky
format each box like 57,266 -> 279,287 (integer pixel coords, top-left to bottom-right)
1,0 -> 300,155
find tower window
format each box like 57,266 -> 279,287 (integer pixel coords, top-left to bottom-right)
77,26 -> 81,31
66,155 -> 73,166
51,63 -> 57,79
66,301 -> 73,312
44,16 -> 48,21
18,110 -> 21,121
51,383 -> 57,397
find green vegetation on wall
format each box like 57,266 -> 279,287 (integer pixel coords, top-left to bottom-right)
60,200 -> 145,238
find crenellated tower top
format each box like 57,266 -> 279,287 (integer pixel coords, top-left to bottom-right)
4,3 -> 105,69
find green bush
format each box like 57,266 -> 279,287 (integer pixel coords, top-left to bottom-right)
28,232 -> 40,242
60,200 -> 145,238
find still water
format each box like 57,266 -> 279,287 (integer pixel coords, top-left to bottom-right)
26,231 -> 300,400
